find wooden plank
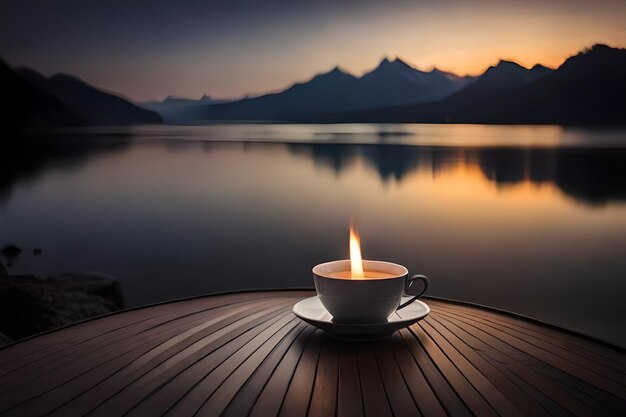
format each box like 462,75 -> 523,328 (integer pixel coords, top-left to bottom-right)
78,301 -> 291,417
1,306 -> 220,415
422,317 -> 540,416
433,307 -> 626,413
428,299 -> 626,368
336,342 -> 364,417
195,318 -> 303,416
115,308 -> 294,417
431,301 -> 626,383
397,328 -> 472,417
0,300 -> 248,396
428,313 -> 561,416
0,299 -> 201,368
0,293 -> 271,376
221,324 -> 314,417
278,330 -> 323,417
429,306 -> 626,400
408,323 -> 500,417
6,302 -> 295,417
356,344 -> 392,417
431,307 -> 619,417
250,328 -> 320,417
48,298 -> 292,417
1,292 -> 624,417
390,333 -> 447,417
374,341 -> 421,417
0,297 -> 216,377
308,336 -> 339,417
164,314 -> 299,416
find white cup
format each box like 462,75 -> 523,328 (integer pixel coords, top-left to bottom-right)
312,259 -> 429,324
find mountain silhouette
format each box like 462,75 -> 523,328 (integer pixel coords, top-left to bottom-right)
357,57 -> 472,107
187,51 -> 589,124
4,44 -> 625,127
320,44 -> 625,125
455,59 -> 550,98
191,59 -> 473,121
0,59 -> 86,132
318,58 -> 551,123
194,66 -> 364,120
528,64 -> 552,82
16,68 -> 161,126
384,59 -> 551,122
489,44 -> 626,125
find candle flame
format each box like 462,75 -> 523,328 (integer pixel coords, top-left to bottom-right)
350,220 -> 365,280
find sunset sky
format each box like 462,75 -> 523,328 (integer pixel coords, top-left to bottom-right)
1,0 -> 625,101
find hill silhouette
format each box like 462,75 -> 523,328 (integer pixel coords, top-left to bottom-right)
0,60 -> 86,132
16,68 -> 162,126
356,58 -> 472,107
320,44 -> 625,125
194,67 -> 363,120
193,59 -> 473,121
489,44 -> 626,125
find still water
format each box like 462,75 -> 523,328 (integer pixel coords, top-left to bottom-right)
2,124 -> 626,346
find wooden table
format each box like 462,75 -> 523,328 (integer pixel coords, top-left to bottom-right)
0,290 -> 624,416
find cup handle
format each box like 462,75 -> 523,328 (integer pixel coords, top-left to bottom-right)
397,274 -> 429,310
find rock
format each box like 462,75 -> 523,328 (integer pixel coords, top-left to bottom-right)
1,244 -> 21,259
7,262 -> 13,267
49,272 -> 124,309
0,275 -> 58,339
0,272 -> 123,340
0,332 -> 12,347
33,249 -> 42,255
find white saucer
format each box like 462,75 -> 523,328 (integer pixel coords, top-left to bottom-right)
292,296 -> 430,341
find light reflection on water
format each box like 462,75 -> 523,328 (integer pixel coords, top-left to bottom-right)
1,124 -> 625,346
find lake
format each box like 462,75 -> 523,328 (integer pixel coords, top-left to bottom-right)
2,124 -> 626,347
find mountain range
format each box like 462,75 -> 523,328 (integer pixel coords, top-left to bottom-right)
1,60 -> 86,130
192,44 -> 625,126
1,62 -> 161,133
2,44 -> 625,130
188,59 -> 476,122
321,44 -> 625,125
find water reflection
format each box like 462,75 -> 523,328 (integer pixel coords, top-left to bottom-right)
287,144 -> 463,183
474,148 -> 626,205
283,143 -> 626,205
3,136 -> 625,207
0,135 -> 131,203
